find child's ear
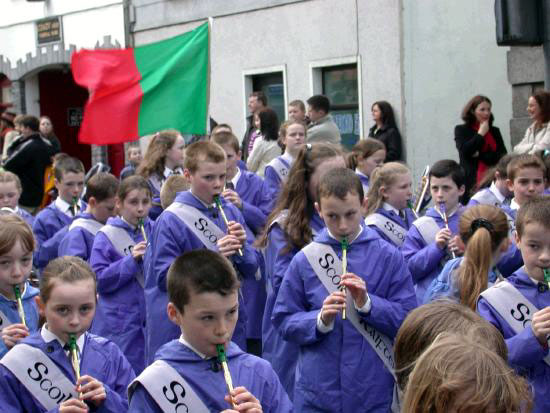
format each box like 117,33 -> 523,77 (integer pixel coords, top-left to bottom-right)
35,296 -> 45,317
183,169 -> 191,180
53,178 -> 61,190
506,178 -> 514,193
167,302 -> 182,325
457,185 -> 466,197
87,197 -> 97,208
237,150 -> 242,159
361,197 -> 368,217
314,201 -> 321,215
379,185 -> 387,199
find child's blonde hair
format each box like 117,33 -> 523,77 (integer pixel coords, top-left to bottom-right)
184,141 -> 226,174
457,205 -> 509,310
507,153 -> 546,182
366,162 -> 410,215
160,175 -> 190,209
0,215 -> 34,256
394,300 -> 507,391
402,333 -> 532,413
39,256 -> 97,304
0,170 -> 22,193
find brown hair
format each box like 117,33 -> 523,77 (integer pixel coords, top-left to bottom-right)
0,214 -> 35,257
118,175 -> 152,201
288,99 -> 306,112
394,300 -> 508,391
402,334 -> 532,413
476,153 -> 515,191
211,123 -> 233,136
137,130 -> 181,179
461,95 -> 494,126
85,172 -> 119,203
366,162 -> 410,216
507,154 -> 546,182
257,143 -> 343,250
250,91 -> 268,107
457,205 -> 509,310
167,250 -> 240,313
160,175 -> 190,209
0,170 -> 22,193
39,256 -> 97,304
317,167 -> 363,205
531,90 -> 550,124
211,131 -> 240,154
184,141 -> 226,173
346,138 -> 385,170
516,195 -> 550,238
53,156 -> 85,181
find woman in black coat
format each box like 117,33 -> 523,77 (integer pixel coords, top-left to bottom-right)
455,95 -> 507,201
368,100 -> 402,162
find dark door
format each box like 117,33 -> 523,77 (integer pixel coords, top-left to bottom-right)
38,68 -> 91,169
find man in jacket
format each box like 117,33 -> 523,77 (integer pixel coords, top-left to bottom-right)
306,95 -> 341,145
242,91 -> 267,162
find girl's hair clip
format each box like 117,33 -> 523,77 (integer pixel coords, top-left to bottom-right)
544,149 -> 550,158
470,217 -> 494,235
306,143 -> 312,151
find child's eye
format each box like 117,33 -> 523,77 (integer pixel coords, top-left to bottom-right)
201,315 -> 214,321
21,257 -> 32,264
57,307 -> 69,315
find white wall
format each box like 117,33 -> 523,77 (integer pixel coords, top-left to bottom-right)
0,1 -> 124,67
134,0 -> 403,142
24,74 -> 40,116
403,1 -> 512,181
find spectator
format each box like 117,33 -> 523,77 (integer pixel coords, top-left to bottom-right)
2,115 -> 57,213
2,114 -> 22,161
39,116 -> 61,153
513,90 -> 550,154
368,100 -> 403,161
455,95 -> 507,199
120,143 -> 142,180
242,91 -> 267,162
246,107 -> 281,177
306,95 -> 341,145
0,111 -> 15,152
288,99 -> 308,123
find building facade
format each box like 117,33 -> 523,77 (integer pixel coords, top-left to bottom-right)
0,0 -> 127,170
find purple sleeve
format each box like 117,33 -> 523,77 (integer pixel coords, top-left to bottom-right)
128,383 -> 162,412
90,232 -> 141,294
58,228 -> 90,261
36,226 -> 68,270
361,249 -> 417,338
402,225 -> 445,283
226,205 -> 260,279
272,255 -> 325,346
263,165 -> 282,199
270,226 -> 294,294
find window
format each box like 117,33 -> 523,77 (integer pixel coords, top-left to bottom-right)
251,72 -> 285,123
321,64 -> 359,149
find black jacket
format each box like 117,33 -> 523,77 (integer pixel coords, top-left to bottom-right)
368,124 -> 403,162
454,124 -> 507,197
3,133 -> 57,207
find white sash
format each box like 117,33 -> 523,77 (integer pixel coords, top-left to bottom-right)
100,225 -> 144,287
471,189 -> 501,207
69,218 -> 103,235
364,214 -> 407,246
167,202 -> 225,251
480,280 -> 550,366
413,216 -> 440,245
128,360 -> 209,413
267,157 -> 290,182
0,344 -> 78,409
302,242 -> 396,378
0,309 -> 12,331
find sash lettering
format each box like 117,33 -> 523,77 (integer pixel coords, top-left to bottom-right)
480,281 -> 550,366
268,157 -> 290,182
302,242 -> 396,377
167,202 -> 225,251
365,214 -> 407,246
1,344 -> 78,409
128,360 -> 209,412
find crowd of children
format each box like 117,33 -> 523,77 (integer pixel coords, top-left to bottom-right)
2,114 -> 550,412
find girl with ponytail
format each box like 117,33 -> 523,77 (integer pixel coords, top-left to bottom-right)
423,204 -> 509,309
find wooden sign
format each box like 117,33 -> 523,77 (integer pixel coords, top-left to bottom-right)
36,17 -> 62,45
